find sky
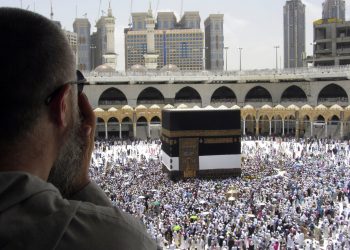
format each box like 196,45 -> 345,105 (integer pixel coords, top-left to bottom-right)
1,0 -> 350,71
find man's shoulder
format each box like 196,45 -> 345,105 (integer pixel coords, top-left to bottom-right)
0,172 -> 156,249
61,201 -> 157,249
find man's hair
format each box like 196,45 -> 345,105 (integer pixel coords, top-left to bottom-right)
0,8 -> 75,145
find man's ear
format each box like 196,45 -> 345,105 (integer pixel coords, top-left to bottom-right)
49,84 -> 71,128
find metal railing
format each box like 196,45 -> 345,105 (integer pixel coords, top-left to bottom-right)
83,65 -> 350,78
318,97 -> 348,102
83,65 -> 350,85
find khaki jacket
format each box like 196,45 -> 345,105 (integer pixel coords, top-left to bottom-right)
0,172 -> 157,250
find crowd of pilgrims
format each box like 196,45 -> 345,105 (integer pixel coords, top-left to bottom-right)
90,137 -> 350,250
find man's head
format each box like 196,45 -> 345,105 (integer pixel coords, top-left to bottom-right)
0,8 -> 75,141
0,8 -> 87,196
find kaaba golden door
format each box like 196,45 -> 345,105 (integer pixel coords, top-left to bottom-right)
179,138 -> 199,178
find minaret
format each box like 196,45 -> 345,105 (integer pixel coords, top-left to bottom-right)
102,0 -> 117,70
143,2 -> 159,69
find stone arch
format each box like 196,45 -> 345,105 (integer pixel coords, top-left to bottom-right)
210,86 -> 237,104
302,115 -> 310,121
245,86 -> 272,103
136,116 -> 148,139
137,116 -> 148,124
137,87 -> 165,105
96,117 -> 105,138
96,117 -> 105,123
315,115 -> 325,122
300,115 -> 311,138
281,85 -> 307,102
150,116 -> 161,139
244,114 -> 256,135
317,83 -> 348,104
121,117 -> 133,138
98,88 -> 127,106
107,117 -> 119,123
258,115 -> 270,135
122,116 -> 132,123
150,116 -> 161,124
330,114 -> 340,121
272,115 -> 283,135
175,86 -> 202,104
285,114 -> 296,136
107,117 -> 119,138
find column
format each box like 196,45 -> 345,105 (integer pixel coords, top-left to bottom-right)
282,119 -> 285,136
133,122 -> 137,138
119,123 -> 122,139
295,111 -> 299,139
147,122 -> 151,138
296,119 -> 300,138
243,119 -> 246,135
340,122 -> 344,139
310,120 -> 313,137
255,119 -> 259,136
269,120 -> 272,136
105,122 -> 108,139
340,111 -> 344,139
325,122 -> 328,138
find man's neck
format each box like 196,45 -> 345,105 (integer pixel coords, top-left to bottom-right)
0,139 -> 55,181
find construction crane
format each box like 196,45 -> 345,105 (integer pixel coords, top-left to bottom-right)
50,0 -> 53,20
180,0 -> 183,18
97,0 -> 102,22
156,0 -> 160,15
128,0 -> 133,29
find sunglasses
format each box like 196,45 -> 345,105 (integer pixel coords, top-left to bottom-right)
45,70 -> 87,105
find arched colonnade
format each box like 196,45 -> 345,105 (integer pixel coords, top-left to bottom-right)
94,104 -> 350,139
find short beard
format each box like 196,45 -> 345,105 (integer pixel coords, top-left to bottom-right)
47,100 -> 85,198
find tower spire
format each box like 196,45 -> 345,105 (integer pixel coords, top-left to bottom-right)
108,0 -> 113,17
148,0 -> 153,17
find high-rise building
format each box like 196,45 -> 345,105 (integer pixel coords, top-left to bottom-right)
125,10 -> 204,71
73,18 -> 91,71
310,19 -> 350,66
283,0 -> 306,68
322,0 -> 345,20
204,14 -> 224,71
93,2 -> 117,70
132,13 -> 148,30
157,12 -> 177,29
63,30 -> 78,65
179,12 -> 201,29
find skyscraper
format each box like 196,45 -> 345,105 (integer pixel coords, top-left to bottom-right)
157,12 -> 177,29
322,0 -> 345,20
311,18 -> 350,66
63,30 -> 78,66
73,18 -> 91,71
180,12 -> 201,29
283,0 -> 305,68
125,9 -> 204,71
204,14 -> 224,71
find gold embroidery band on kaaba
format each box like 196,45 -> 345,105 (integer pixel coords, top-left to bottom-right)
204,138 -> 237,144
162,128 -> 241,137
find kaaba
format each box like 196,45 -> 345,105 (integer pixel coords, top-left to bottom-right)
161,109 -> 241,180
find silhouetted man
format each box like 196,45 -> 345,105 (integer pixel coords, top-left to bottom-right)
0,7 -> 156,249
